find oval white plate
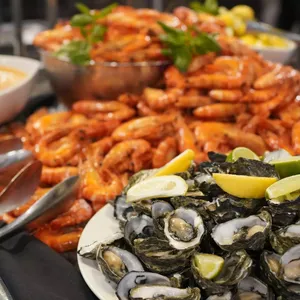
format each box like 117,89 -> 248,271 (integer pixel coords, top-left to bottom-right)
77,204 -> 121,300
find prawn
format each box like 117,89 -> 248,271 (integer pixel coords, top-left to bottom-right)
164,66 -> 186,89
112,115 -> 175,142
118,93 -> 141,108
277,100 -> 300,127
50,199 -> 93,230
187,53 -> 217,74
72,100 -> 135,121
186,57 -> 251,89
175,95 -> 212,108
137,101 -> 159,116
11,188 -> 51,217
102,139 -> 152,174
193,103 -> 246,119
209,89 -> 243,102
249,81 -> 291,115
292,121 -> 300,154
242,86 -> 279,102
173,6 -> 199,25
80,161 -> 123,210
152,137 -> 177,168
143,88 -> 182,111
41,166 -> 79,185
34,226 -> 83,252
34,127 -> 85,167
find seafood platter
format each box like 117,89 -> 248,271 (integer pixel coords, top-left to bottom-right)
1,0 -> 300,299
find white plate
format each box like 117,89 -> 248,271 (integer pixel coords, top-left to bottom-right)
77,204 -> 121,300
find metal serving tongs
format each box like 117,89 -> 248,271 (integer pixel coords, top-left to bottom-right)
0,175 -> 79,241
0,138 -> 33,187
247,21 -> 300,45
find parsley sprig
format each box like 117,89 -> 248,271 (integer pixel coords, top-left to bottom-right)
158,22 -> 220,72
54,2 -> 117,65
190,0 -> 219,16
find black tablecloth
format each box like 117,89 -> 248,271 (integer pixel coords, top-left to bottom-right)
0,230 -> 97,300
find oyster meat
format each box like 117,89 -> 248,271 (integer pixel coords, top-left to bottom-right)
163,207 -> 205,250
116,271 -> 200,300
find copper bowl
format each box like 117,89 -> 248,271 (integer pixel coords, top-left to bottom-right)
40,50 -> 169,107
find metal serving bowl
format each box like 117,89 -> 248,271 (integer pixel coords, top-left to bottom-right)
40,50 -> 169,107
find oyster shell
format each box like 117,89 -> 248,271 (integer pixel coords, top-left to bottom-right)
206,292 -> 232,300
114,195 -> 138,227
116,271 -> 200,300
270,221 -> 300,254
96,245 -> 144,283
235,276 -> 273,300
211,211 -> 271,251
124,215 -> 154,246
281,244 -> 300,284
206,194 -> 266,224
133,236 -> 195,274
151,201 -> 174,236
260,250 -> 300,300
132,200 -> 153,216
192,250 -> 252,294
163,207 -> 205,250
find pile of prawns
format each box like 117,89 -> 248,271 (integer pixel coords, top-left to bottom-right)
1,7 -> 300,253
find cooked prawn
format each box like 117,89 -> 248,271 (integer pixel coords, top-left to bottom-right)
72,100 -> 136,121
292,121 -> 300,154
164,66 -> 186,89
193,103 -> 246,119
102,139 -> 152,174
41,166 -> 79,185
112,115 -> 175,141
34,226 -> 83,252
50,199 -> 93,230
152,137 -> 177,168
209,89 -> 243,102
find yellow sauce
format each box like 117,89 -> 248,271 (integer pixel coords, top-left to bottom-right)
0,66 -> 26,91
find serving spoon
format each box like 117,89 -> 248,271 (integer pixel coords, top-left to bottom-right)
0,160 -> 42,215
0,175 -> 79,240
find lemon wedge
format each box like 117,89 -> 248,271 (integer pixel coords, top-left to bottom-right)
226,147 -> 260,162
213,173 -> 277,199
126,175 -> 188,203
194,253 -> 224,280
154,149 -> 195,177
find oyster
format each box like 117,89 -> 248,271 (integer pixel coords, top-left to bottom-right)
235,276 -> 273,300
96,245 -> 144,283
163,207 -> 205,250
281,244 -> 300,284
133,236 -> 195,274
207,152 -> 227,163
206,193 -> 266,224
270,221 -> 300,254
123,169 -> 157,194
206,292 -> 232,300
151,201 -> 174,235
124,215 -> 154,246
211,211 -> 271,251
114,195 -> 138,227
132,200 -> 153,216
192,250 -> 252,294
170,196 -> 211,221
260,250 -> 300,299
116,271 -> 201,300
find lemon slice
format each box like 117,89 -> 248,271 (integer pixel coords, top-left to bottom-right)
194,253 -> 224,280
266,174 -> 300,200
154,149 -> 195,177
226,147 -> 260,162
126,175 -> 188,203
213,173 -> 277,199
269,156 -> 300,178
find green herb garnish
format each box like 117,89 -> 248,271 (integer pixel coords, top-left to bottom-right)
54,2 -> 117,65
190,0 -> 219,16
158,22 -> 220,72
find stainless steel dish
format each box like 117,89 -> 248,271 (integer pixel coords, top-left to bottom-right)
40,50 -> 169,107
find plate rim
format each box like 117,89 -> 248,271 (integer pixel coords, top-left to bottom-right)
77,204 -> 120,300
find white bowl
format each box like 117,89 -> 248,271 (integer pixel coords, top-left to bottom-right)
251,40 -> 297,64
0,55 -> 40,124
